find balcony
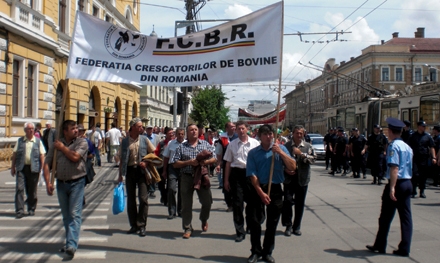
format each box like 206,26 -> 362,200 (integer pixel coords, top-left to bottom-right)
9,1 -> 44,33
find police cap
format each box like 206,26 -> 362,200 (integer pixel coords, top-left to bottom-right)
386,117 -> 405,131
417,120 -> 426,127
352,127 -> 358,131
433,125 -> 440,131
373,124 -> 380,129
403,120 -> 411,127
337,127 -> 344,132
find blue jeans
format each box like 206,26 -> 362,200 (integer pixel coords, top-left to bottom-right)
94,147 -> 101,166
57,177 -> 85,250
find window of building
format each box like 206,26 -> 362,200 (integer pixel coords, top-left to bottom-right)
12,60 -> 21,116
78,0 -> 85,11
149,86 -> 152,97
414,67 -> 422,82
59,0 -> 67,33
395,67 -> 403,81
27,64 -> 35,117
105,14 -> 112,23
429,68 -> 437,82
93,5 -> 99,17
381,67 -> 389,81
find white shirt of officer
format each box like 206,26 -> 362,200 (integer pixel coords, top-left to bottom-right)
223,136 -> 260,169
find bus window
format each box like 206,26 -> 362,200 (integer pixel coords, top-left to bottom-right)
346,107 -> 355,129
420,95 -> 440,125
336,108 -> 346,128
380,100 -> 399,127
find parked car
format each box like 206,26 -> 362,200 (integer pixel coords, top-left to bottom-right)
308,133 -> 323,138
310,136 -> 325,160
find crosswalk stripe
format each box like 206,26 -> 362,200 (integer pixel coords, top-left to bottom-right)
0,215 -> 107,221
0,237 -> 108,243
0,208 -> 109,212
0,251 -> 106,260
0,225 -> 109,231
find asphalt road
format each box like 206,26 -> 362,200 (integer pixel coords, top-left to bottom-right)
0,160 -> 439,263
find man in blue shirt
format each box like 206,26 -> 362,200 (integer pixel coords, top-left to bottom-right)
246,124 -> 296,263
367,117 -> 413,257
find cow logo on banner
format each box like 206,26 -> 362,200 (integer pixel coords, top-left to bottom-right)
104,25 -> 147,60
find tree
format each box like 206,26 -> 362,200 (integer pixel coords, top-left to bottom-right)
190,85 -> 229,131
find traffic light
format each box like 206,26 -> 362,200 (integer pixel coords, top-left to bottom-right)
169,92 -> 183,115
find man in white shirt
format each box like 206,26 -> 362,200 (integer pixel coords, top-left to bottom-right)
223,121 -> 260,242
91,126 -> 102,167
162,127 -> 186,219
106,122 -> 122,165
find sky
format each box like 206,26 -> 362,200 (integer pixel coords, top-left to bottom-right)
139,0 -> 440,120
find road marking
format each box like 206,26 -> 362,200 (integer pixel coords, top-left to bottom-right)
0,251 -> 106,260
0,208 -> 109,212
0,215 -> 107,221
0,225 -> 109,231
0,237 -> 108,243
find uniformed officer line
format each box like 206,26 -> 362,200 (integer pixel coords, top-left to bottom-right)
0,208 -> 109,212
0,237 -> 107,243
0,251 -> 107,260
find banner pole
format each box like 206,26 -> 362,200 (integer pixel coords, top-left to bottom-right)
268,1 -> 284,197
50,79 -> 68,185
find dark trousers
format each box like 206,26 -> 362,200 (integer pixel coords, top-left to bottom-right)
412,164 -> 429,193
247,183 -> 283,256
15,165 -> 39,214
373,180 -> 413,254
370,154 -> 385,181
325,150 -> 332,169
282,177 -> 308,231
351,153 -> 364,176
222,166 -> 233,208
229,168 -> 251,237
157,167 -> 168,204
336,152 -> 348,172
125,166 -> 149,228
167,165 -> 181,216
432,165 -> 440,186
330,152 -> 338,172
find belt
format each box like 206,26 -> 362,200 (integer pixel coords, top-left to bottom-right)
128,165 -> 138,169
58,176 -> 84,184
231,167 -> 246,170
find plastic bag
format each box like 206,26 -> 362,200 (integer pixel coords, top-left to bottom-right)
112,182 -> 125,215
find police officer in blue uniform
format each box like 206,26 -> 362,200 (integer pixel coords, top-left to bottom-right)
367,117 -> 413,257
349,128 -> 367,178
408,120 -> 436,198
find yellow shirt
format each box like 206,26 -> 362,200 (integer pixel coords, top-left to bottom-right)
13,136 -> 46,165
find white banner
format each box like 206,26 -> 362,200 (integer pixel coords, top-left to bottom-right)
66,2 -> 283,86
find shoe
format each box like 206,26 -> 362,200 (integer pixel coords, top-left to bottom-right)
411,195 -> 416,198
202,222 -> 208,232
167,215 -> 175,220
226,206 -> 233,212
218,186 -> 223,189
284,226 -> 292,237
28,211 -> 35,216
366,245 -> 385,254
371,181 -> 376,185
138,227 -> 146,237
65,247 -> 76,257
420,193 -> 426,198
293,230 -> 302,236
235,235 -> 245,242
183,231 -> 192,239
392,249 -> 409,257
246,227 -> 251,234
59,246 -> 66,252
247,254 -> 261,263
262,254 -> 275,263
341,172 -> 347,176
15,213 -> 24,219
328,171 -> 334,174
363,175 -> 366,179
127,227 -> 138,234
149,192 -> 156,199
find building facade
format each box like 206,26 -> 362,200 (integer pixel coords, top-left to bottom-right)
0,0 -> 141,145
139,85 -> 178,129
284,27 -> 440,135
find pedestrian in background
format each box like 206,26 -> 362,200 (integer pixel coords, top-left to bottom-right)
11,122 -> 45,218
43,120 -> 88,258
367,117 -> 413,257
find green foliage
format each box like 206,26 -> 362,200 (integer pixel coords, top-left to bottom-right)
190,86 -> 230,130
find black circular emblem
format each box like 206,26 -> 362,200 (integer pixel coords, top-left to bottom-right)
104,25 -> 147,60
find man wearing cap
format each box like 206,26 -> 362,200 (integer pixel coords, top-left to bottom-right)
407,120 -> 436,198
332,127 -> 349,176
349,128 -> 367,178
367,117 -> 413,257
118,118 -> 156,237
323,128 -> 334,170
364,124 -> 388,185
401,120 -> 413,144
431,125 -> 440,187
